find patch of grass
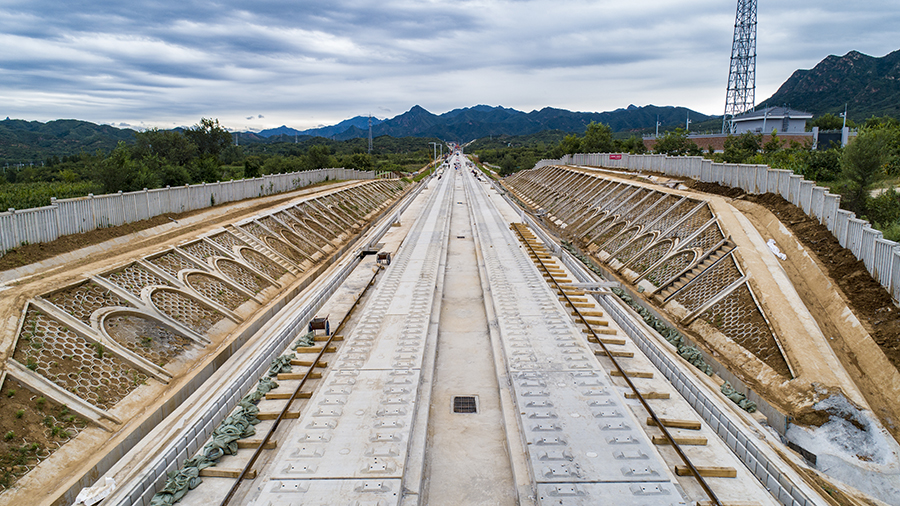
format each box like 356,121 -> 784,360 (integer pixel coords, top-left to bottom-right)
14,410 -> 24,419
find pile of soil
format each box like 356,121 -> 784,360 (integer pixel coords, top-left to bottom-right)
687,180 -> 900,371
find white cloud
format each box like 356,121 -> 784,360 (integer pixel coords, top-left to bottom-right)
0,0 -> 897,130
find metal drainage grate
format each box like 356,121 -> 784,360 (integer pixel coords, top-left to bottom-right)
453,396 -> 478,414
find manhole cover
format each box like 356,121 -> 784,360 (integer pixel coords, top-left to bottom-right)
453,396 -> 478,414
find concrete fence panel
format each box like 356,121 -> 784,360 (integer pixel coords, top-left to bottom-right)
861,227 -> 884,275
755,166 -> 768,194
0,168 -> 372,256
834,210 -> 854,248
810,187 -> 826,223
892,251 -> 900,302
873,239 -> 899,288
799,181 -> 815,214
777,171 -> 791,200
846,219 -> 867,257
788,176 -> 802,205
822,194 -> 841,232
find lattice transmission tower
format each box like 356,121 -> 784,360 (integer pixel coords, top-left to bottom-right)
723,0 -> 757,133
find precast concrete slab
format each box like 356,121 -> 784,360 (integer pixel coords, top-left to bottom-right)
249,172 -> 454,505
463,168 -> 683,504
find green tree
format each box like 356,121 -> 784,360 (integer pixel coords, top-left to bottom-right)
653,128 -> 700,156
499,153 -> 517,176
808,113 -> 854,131
303,145 -> 335,171
183,118 -> 232,160
722,132 -> 762,163
619,135 -> 647,154
581,122 -> 615,153
98,142 -> 139,192
133,128 -> 198,166
838,125 -> 899,215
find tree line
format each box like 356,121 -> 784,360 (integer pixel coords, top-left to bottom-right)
0,118 -> 433,210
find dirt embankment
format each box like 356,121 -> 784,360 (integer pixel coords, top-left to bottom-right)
686,180 -> 900,372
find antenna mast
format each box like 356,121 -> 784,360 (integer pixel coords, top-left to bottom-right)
723,0 -> 757,133
368,115 -> 373,154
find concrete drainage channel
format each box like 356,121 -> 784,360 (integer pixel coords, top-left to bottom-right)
521,212 -> 826,506
93,177 -> 432,506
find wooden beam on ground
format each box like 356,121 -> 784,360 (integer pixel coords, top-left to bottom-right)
296,346 -> 337,353
674,466 -> 736,478
264,391 -> 312,400
588,337 -> 626,345
291,360 -> 327,368
257,411 -> 301,420
625,392 -> 670,400
277,372 -> 322,380
237,440 -> 277,450
611,370 -> 654,379
647,417 -> 701,430
651,435 -> 707,446
199,468 -> 258,479
595,350 -> 634,358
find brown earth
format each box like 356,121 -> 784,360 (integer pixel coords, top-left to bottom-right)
0,377 -> 87,490
685,180 -> 900,373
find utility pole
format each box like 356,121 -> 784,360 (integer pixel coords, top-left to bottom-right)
685,112 -> 692,133
368,115 -> 374,154
429,142 -> 438,162
655,115 -> 661,138
840,103 -> 848,129
722,0 -> 757,133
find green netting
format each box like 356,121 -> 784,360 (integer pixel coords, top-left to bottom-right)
149,347 -> 297,506
721,381 -> 758,413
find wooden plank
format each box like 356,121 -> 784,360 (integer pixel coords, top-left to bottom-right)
625,392 -> 670,400
276,372 -> 322,380
291,360 -> 327,368
647,417 -> 701,430
588,337 -> 626,345
675,466 -> 736,478
697,502 -> 760,506
237,440 -> 277,450
576,311 -> 605,317
314,334 -> 343,342
610,370 -> 654,379
560,296 -> 588,302
199,468 -> 258,479
584,328 -> 618,335
595,350 -> 634,358
651,435 -> 707,446
295,346 -> 337,353
265,391 -> 311,400
257,411 -> 301,420
566,302 -> 594,308
581,319 -> 608,326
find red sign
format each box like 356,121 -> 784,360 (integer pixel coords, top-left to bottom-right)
609,154 -> 622,160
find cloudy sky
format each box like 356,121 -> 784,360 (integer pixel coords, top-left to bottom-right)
1,0 -> 898,132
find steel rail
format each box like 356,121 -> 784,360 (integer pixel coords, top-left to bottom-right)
219,265 -> 381,506
511,223 -> 723,506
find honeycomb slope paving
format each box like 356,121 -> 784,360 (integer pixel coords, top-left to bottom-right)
104,314 -> 193,367
13,307 -> 148,410
45,281 -> 133,325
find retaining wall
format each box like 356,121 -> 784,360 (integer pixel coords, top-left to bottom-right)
532,153 -> 900,305
0,168 -> 374,257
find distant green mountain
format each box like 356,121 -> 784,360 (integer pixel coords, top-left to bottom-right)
0,119 -> 136,165
760,49 -> 900,121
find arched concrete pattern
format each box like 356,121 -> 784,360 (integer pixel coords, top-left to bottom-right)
613,231 -> 657,266
236,246 -> 288,281
212,257 -> 273,296
100,309 -> 194,369
602,225 -> 643,258
146,286 -> 231,337
642,249 -> 699,289
184,271 -> 253,311
593,221 -> 628,251
262,234 -> 307,266
625,238 -> 675,275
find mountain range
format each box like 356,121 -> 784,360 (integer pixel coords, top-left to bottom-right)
256,104 -> 708,142
760,49 -> 900,121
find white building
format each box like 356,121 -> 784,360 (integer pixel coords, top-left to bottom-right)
731,106 -> 813,134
